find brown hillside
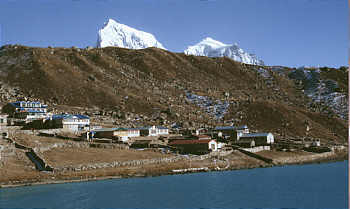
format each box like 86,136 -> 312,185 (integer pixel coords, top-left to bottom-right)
0,45 -> 347,143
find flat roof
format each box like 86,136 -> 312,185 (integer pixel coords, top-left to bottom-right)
241,133 -> 272,138
214,125 -> 248,130
169,139 -> 214,145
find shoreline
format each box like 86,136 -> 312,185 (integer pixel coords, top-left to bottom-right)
1,152 -> 347,189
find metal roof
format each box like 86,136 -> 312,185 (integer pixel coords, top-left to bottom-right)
93,127 -> 139,132
214,125 -> 248,130
51,114 -> 89,120
169,139 -> 214,145
240,133 -> 272,138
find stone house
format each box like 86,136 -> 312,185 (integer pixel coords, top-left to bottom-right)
214,125 -> 249,140
0,114 -> 8,127
50,114 -> 90,133
238,133 -> 274,146
169,139 -> 218,154
92,127 -> 140,142
2,101 -> 48,121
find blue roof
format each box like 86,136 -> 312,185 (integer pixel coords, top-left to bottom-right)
214,125 -> 248,131
241,133 -> 272,138
75,114 -> 89,119
10,102 -> 20,108
93,127 -> 131,132
27,109 -> 46,113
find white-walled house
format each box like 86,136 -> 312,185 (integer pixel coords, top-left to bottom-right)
3,101 -> 48,121
51,114 -> 90,133
92,128 -> 140,142
214,125 -> 249,140
169,139 -> 218,154
140,126 -> 169,136
238,133 -> 274,146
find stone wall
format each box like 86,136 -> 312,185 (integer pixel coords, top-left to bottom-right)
34,142 -> 128,153
242,146 -> 270,153
0,143 -> 16,167
52,150 -> 233,172
273,151 -> 336,164
53,155 -> 188,172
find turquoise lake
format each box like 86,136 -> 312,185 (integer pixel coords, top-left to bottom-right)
0,161 -> 348,208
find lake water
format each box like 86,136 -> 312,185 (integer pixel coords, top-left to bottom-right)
0,161 -> 348,209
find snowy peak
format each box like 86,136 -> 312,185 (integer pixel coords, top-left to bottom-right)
97,19 -> 166,50
184,37 -> 264,65
197,37 -> 228,49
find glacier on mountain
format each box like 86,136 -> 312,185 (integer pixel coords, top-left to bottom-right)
97,19 -> 166,50
184,37 -> 264,65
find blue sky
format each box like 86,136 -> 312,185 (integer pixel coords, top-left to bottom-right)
0,0 -> 347,67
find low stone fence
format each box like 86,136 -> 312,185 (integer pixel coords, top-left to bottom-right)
273,151 -> 335,164
34,142 -> 129,153
238,148 -> 273,164
50,150 -> 232,172
242,146 -> 270,153
54,155 -> 188,172
0,145 -> 15,167
34,142 -> 90,153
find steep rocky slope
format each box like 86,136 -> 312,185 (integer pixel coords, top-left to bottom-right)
0,45 -> 347,143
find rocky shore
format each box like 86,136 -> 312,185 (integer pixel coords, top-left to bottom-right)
0,149 -> 347,189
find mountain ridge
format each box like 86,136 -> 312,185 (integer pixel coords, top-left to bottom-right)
0,44 -> 347,143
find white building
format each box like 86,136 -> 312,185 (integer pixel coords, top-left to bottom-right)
51,114 -> 90,133
238,133 -> 274,146
140,126 -> 169,136
92,128 -> 140,142
3,101 -> 48,121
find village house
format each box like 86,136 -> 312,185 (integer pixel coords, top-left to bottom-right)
0,114 -> 8,139
214,125 -> 249,140
0,114 -> 8,127
2,101 -> 48,121
139,126 -> 169,136
92,127 -> 140,142
194,128 -> 209,136
169,139 -> 218,155
50,114 -> 90,133
192,134 -> 211,140
238,133 -> 274,146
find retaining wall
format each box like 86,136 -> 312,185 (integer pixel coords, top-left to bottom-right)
54,156 -> 188,172
242,146 -> 270,153
238,148 -> 273,164
273,151 -> 335,164
34,142 -> 128,153
52,150 -> 233,172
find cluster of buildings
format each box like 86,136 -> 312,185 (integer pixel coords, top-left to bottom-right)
1,100 -> 277,155
1,101 -> 90,133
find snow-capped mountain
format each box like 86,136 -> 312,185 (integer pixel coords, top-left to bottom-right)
184,37 -> 264,65
97,19 -> 166,50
